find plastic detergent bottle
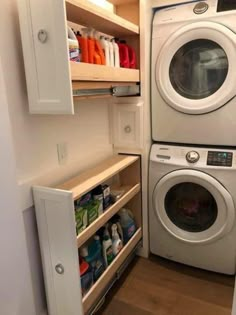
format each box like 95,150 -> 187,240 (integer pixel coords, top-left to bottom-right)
80,236 -> 105,281
119,208 -> 136,244
87,28 -> 95,64
111,224 -> 123,256
100,36 -> 110,66
107,38 -> 114,67
93,30 -> 105,65
77,29 -> 89,63
111,38 -> 120,68
117,40 -> 129,68
127,44 -> 137,69
103,234 -> 113,267
67,26 -> 80,62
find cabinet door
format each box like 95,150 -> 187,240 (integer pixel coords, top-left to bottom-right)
112,102 -> 144,149
18,0 -> 74,114
33,187 -> 83,315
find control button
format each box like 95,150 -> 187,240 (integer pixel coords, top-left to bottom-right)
186,151 -> 200,163
193,2 -> 209,14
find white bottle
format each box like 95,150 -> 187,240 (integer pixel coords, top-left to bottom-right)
100,36 -> 110,66
103,235 -> 113,267
111,38 -> 120,68
107,38 -> 114,67
67,26 -> 80,62
111,224 -> 123,256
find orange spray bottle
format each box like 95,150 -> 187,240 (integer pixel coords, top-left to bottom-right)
93,30 -> 105,65
77,29 -> 89,63
88,28 -> 95,64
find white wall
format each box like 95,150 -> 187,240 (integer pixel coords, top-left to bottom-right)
0,0 -> 113,314
0,57 -> 37,315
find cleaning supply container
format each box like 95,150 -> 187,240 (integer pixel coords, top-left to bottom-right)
117,40 -> 129,68
103,234 -> 113,267
100,36 -> 110,66
87,28 -> 95,64
67,26 -> 80,62
79,258 -> 93,296
80,236 -> 105,282
119,208 -> 136,244
111,38 -> 120,68
93,30 -> 105,65
77,29 -> 89,63
111,224 -> 123,256
127,44 -> 137,69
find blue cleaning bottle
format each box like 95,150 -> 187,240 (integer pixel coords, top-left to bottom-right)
119,208 -> 136,244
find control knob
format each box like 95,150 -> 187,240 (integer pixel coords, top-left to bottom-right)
186,151 -> 200,163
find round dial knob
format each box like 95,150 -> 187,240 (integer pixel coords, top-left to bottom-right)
186,151 -> 200,163
193,2 -> 209,14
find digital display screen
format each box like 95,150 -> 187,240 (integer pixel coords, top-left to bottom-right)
217,0 -> 236,12
207,151 -> 233,167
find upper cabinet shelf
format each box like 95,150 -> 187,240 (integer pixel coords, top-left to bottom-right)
70,62 -> 139,82
18,0 -> 141,114
66,0 -> 139,36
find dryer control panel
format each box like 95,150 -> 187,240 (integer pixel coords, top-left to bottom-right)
207,151 -> 233,167
150,144 -> 236,169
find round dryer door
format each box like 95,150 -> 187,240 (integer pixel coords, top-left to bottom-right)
153,169 -> 235,244
156,21 -> 236,114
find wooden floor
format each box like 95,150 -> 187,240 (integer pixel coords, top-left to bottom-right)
97,255 -> 234,315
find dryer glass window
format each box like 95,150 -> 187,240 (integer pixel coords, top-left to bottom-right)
164,182 -> 218,232
169,39 -> 228,100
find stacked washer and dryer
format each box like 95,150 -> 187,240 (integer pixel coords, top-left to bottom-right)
149,0 -> 236,274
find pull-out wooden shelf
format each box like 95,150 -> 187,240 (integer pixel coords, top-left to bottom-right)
83,228 -> 142,314
33,154 -> 142,315
66,0 -> 139,37
57,155 -> 140,200
70,62 -> 140,83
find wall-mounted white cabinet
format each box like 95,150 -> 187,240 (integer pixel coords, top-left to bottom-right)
33,155 -> 142,314
18,0 -> 141,114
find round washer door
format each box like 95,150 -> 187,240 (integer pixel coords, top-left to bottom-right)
153,170 -> 235,244
156,21 -> 236,114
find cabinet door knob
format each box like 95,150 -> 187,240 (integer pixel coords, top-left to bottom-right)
124,125 -> 132,133
38,29 -> 48,43
55,264 -> 64,275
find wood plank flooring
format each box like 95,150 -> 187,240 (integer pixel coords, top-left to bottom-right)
97,255 -> 234,315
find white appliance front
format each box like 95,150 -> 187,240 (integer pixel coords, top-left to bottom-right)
149,144 -> 236,274
152,0 -> 236,145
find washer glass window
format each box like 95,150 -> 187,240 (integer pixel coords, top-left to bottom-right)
164,182 -> 218,232
169,39 -> 228,100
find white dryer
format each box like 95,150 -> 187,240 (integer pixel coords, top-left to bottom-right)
152,0 -> 236,146
149,144 -> 236,274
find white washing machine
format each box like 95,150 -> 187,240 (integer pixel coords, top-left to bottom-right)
152,0 -> 236,146
149,144 -> 236,274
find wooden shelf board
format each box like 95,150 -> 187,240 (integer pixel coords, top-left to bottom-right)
70,62 -> 140,82
66,0 -> 139,36
108,0 -> 138,5
82,228 -> 142,313
77,183 -> 140,247
56,155 -> 139,200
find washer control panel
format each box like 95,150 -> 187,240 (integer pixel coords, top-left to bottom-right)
207,151 -> 233,167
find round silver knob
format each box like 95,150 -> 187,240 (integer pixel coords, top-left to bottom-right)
55,264 -> 64,275
186,151 -> 200,163
193,2 -> 209,14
